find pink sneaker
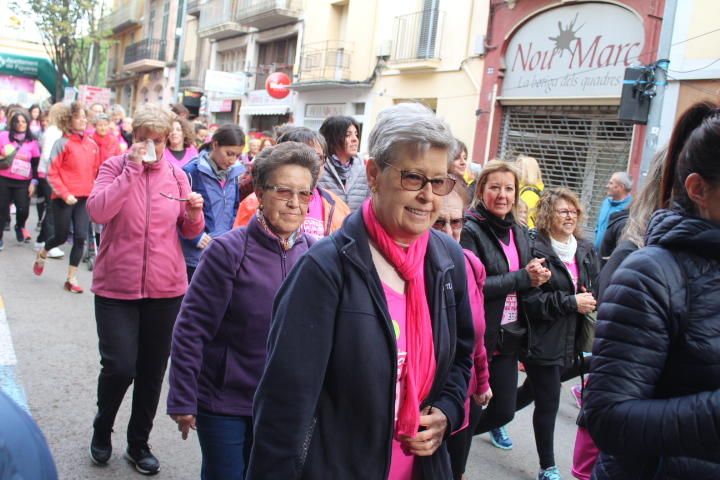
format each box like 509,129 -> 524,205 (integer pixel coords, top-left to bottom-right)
570,384 -> 583,408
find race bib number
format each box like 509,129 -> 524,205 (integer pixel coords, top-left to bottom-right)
501,293 -> 518,325
10,157 -> 31,178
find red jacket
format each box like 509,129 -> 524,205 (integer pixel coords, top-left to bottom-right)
87,154 -> 204,300
92,132 -> 122,164
47,133 -> 100,201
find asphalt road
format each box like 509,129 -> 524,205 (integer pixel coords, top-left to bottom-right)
0,210 -> 580,480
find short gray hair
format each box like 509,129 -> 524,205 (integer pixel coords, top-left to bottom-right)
613,171 -> 633,191
369,102 -> 455,170
252,142 -> 321,190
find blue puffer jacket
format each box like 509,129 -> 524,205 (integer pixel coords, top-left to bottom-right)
584,209 -> 720,479
181,151 -> 245,267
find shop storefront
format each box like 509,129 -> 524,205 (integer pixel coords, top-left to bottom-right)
473,0 -> 664,228
239,89 -> 296,134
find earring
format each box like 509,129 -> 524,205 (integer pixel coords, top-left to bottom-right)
258,204 -> 264,211
371,186 -> 377,193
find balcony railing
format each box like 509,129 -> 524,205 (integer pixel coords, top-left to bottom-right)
251,63 -> 294,91
298,41 -> 352,82
124,39 -> 166,65
198,0 -> 248,39
100,0 -> 144,34
392,9 -> 444,67
235,0 -> 302,30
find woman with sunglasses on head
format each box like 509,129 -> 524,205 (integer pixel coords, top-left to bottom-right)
180,124 -> 245,281
459,160 -> 551,455
167,142 -> 320,479
317,115 -> 370,212
85,104 -> 204,475
518,188 -> 599,480
247,103 -> 474,479
432,180 -> 492,480
233,126 -> 350,238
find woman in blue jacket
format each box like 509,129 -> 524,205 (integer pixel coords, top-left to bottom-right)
247,103 -> 474,479
584,101 -> 720,478
181,124 -> 245,280
167,142 -> 320,479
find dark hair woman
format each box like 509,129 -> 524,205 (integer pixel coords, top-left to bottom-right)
85,104 -> 205,474
459,160 -> 551,454
247,103 -> 474,479
181,123 -> 245,281
33,102 -> 100,292
164,116 -> 198,169
317,115 -> 369,211
584,101 -> 720,479
517,187 -> 599,480
168,142 -> 320,479
0,109 -> 41,250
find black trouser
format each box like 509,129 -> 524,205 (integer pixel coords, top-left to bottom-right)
473,353 -> 519,435
93,295 -> 182,448
0,176 -> 30,240
44,198 -> 89,266
448,400 -> 484,479
36,179 -> 54,244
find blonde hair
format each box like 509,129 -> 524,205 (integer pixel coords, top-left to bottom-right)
516,155 -> 543,185
57,101 -> 86,135
132,104 -> 174,137
47,103 -> 69,128
535,187 -> 585,239
472,160 -> 520,210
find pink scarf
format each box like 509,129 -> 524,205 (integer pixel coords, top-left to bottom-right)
362,199 -> 436,438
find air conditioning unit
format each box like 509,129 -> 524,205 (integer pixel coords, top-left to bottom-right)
377,40 -> 392,58
473,35 -> 486,56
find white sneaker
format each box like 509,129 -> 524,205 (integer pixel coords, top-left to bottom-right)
47,247 -> 65,259
34,241 -> 44,252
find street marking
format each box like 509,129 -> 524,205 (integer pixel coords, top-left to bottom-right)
0,295 -> 29,412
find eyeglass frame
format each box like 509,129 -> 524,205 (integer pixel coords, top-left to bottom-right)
555,208 -> 579,218
433,217 -> 465,230
263,184 -> 315,204
382,162 -> 457,196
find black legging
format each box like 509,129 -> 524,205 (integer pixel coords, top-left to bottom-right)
36,178 -> 54,244
473,353 -> 519,435
44,197 -> 89,266
0,176 -> 30,240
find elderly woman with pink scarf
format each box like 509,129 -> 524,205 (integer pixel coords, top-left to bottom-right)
247,103 -> 474,479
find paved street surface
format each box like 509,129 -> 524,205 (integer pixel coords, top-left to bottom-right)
0,211 -> 579,479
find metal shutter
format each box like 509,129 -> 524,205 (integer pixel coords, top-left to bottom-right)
498,105 -> 633,235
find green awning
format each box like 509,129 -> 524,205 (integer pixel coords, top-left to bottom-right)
0,51 -> 68,98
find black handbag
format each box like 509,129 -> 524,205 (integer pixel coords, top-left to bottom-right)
576,312 -> 597,353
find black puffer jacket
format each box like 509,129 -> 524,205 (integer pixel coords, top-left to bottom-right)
523,233 -> 599,367
599,209 -> 629,264
460,208 -> 533,353
584,209 -> 720,480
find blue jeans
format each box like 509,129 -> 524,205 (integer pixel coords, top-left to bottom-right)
196,410 -> 252,480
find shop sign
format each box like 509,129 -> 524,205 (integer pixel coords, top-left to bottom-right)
503,3 -> 644,98
204,70 -> 248,98
77,85 -> 112,106
209,98 -> 233,113
246,89 -> 295,107
305,103 -> 345,118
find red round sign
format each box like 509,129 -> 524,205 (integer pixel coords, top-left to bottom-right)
265,72 -> 291,99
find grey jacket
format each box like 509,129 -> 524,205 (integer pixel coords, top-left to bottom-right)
316,156 -> 369,212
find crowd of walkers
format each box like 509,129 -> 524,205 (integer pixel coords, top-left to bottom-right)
1,97 -> 719,480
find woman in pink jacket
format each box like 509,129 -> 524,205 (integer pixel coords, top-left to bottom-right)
433,179 -> 492,480
85,104 -> 204,475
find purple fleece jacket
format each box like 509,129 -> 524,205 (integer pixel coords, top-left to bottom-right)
167,215 -> 314,416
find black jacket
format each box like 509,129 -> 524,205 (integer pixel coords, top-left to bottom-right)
599,209 -> 629,265
523,233 -> 599,367
247,210 -> 475,479
584,209 -> 720,479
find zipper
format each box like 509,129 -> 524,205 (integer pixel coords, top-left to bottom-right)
297,416 -> 317,473
281,250 -> 287,278
140,170 -> 150,297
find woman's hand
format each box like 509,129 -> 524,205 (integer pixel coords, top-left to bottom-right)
575,292 -> 597,314
127,142 -> 147,165
28,183 -> 36,197
170,414 -> 196,440
473,387 -> 493,407
526,258 -> 551,287
65,194 -> 78,205
197,232 -> 212,249
185,192 -> 204,222
400,406 -> 448,456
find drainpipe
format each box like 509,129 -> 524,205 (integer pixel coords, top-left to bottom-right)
173,0 -> 188,103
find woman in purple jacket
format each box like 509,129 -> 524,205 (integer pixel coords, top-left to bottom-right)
167,141 -> 321,480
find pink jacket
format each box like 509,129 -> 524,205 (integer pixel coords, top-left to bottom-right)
87,154 -> 205,300
459,250 -> 490,431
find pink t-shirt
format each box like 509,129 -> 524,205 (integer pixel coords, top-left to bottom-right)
303,189 -> 325,239
0,132 -> 41,181
383,282 -> 415,480
564,258 -> 579,291
500,229 -> 520,325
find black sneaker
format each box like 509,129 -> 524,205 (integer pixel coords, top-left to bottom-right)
124,445 -> 160,475
89,429 -> 112,465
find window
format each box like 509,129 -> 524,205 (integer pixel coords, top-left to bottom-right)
219,48 -> 246,73
255,35 -> 297,90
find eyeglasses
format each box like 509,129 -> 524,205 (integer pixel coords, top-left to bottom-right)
160,192 -> 188,202
433,217 -> 464,231
383,162 -> 456,196
555,209 -> 578,218
264,185 -> 314,204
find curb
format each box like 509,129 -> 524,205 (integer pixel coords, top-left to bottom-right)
0,294 -> 29,413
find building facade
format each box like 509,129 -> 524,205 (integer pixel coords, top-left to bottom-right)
472,0 -> 665,229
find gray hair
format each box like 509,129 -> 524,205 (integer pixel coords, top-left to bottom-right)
109,104 -> 125,118
252,142 -> 321,190
620,148 -> 666,248
276,126 -> 327,155
613,171 -> 633,191
369,102 -> 455,170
